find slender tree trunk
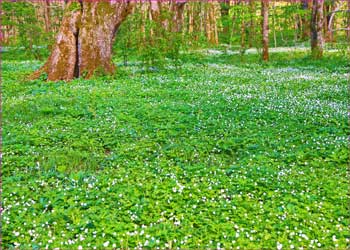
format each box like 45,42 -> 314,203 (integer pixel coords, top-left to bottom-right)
140,3 -> 147,42
172,2 -> 186,33
150,1 -> 187,33
347,0 -> 350,41
214,2 -> 220,45
194,2 -> 202,41
324,0 -> 336,42
43,0 -> 51,33
311,0 -> 324,59
149,1 -> 159,38
301,0 -> 311,40
241,13 -> 246,53
262,0 -> 269,61
272,0 -> 277,48
188,3 -> 194,34
248,0 -> 255,48
203,2 -> 219,45
150,1 -> 167,30
150,1 -> 160,22
31,1 -> 134,81
204,2 -> 211,43
324,1 -> 330,41
11,10 -> 17,45
209,2 -> 219,45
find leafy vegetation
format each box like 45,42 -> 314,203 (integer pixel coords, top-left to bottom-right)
2,51 -> 349,248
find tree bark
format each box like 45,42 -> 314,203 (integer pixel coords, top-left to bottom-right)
311,0 -> 324,59
31,1 -> 134,81
272,0 -> 277,47
347,0 -> 350,41
300,0 -> 311,40
261,0 -> 269,61
172,1 -> 186,33
324,0 -> 337,42
188,3 -> 194,34
203,1 -> 219,45
43,0 -> 51,33
248,0 -> 255,48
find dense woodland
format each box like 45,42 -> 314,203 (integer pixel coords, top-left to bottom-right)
2,0 -> 350,71
1,0 -> 349,249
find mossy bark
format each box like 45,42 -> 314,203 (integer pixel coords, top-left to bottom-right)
31,1 -> 134,81
31,9 -> 81,81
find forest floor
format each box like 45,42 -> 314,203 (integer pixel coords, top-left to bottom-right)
2,51 -> 349,248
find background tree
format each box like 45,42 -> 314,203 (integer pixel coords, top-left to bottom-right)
301,0 -> 311,40
262,0 -> 269,61
43,0 -> 51,33
248,0 -> 256,48
311,0 -> 324,58
348,0 -> 350,41
2,0 -> 349,80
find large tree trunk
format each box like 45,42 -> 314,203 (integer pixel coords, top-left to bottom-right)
31,1 -> 134,81
311,0 -> 324,59
261,0 -> 269,61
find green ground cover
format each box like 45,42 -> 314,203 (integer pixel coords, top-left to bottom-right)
2,52 -> 349,248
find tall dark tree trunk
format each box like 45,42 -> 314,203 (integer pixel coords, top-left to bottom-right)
31,1 -> 134,81
172,2 -> 186,33
301,0 -> 311,40
324,0 -> 336,42
311,0 -> 324,59
261,0 -> 269,61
